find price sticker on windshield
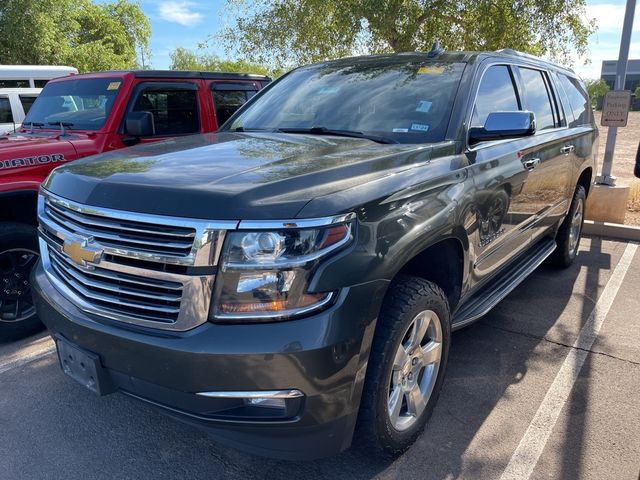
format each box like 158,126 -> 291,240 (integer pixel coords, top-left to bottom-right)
107,81 -> 121,91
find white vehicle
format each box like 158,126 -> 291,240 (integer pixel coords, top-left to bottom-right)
0,88 -> 42,134
0,65 -> 78,89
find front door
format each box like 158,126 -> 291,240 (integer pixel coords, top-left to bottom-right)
467,64 -> 535,284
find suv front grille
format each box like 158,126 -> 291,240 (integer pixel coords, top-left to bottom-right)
37,190 -> 237,331
48,245 -> 182,324
44,199 -> 196,257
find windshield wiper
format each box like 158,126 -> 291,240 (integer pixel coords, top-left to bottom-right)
48,121 -> 74,135
277,126 -> 397,144
22,122 -> 44,133
229,126 -> 277,132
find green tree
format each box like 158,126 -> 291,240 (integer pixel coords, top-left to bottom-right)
0,0 -> 151,72
635,86 -> 640,98
218,0 -> 596,69
169,47 -> 282,77
585,79 -> 610,109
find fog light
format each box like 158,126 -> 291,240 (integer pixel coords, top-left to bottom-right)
244,397 -> 287,409
195,389 -> 304,419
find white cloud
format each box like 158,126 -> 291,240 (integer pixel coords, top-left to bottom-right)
585,4 -> 640,34
158,1 -> 203,27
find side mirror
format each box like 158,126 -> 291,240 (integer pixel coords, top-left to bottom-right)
125,111 -> 155,137
469,111 -> 536,144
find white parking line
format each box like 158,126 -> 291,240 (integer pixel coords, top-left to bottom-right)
0,337 -> 56,375
500,242 -> 638,480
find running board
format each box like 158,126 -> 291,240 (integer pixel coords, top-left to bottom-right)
451,238 -> 557,330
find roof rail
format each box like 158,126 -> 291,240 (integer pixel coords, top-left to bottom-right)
495,48 -> 575,73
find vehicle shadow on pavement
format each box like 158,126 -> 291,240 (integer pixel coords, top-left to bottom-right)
0,239 -> 616,480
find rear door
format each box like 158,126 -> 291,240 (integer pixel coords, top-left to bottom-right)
512,66 -> 572,240
208,81 -> 261,129
554,73 -> 597,189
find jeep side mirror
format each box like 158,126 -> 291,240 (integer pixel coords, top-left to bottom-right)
125,111 -> 155,137
469,111 -> 536,144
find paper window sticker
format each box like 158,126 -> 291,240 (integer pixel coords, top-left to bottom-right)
417,66 -> 445,75
392,128 -> 409,133
416,101 -> 433,113
410,123 -> 430,132
107,82 -> 121,91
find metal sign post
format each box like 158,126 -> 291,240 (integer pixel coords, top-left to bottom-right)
596,0 -> 637,186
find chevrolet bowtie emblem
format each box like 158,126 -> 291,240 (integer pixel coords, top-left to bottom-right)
62,236 -> 103,266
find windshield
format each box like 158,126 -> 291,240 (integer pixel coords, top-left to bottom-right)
23,78 -> 123,131
225,60 -> 465,144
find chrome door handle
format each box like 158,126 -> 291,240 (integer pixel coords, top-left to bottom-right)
523,158 -> 540,171
560,145 -> 575,154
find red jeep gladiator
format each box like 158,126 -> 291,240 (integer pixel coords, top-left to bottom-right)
0,70 -> 270,340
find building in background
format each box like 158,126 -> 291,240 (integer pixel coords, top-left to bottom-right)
600,59 -> 640,92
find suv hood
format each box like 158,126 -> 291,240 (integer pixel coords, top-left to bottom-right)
44,132 -> 451,220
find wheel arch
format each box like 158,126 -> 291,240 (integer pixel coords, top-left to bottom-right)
393,233 -> 467,313
577,167 -> 593,197
0,190 -> 39,226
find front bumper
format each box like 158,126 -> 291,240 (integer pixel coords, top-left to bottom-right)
32,261 -> 387,460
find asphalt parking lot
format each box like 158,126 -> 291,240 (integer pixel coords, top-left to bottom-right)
1,237 -> 639,480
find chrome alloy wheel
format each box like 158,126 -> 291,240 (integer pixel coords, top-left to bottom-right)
0,248 -> 39,323
387,309 -> 443,431
568,197 -> 584,256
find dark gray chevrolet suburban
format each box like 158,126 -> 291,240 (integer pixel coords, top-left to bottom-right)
31,49 -> 597,459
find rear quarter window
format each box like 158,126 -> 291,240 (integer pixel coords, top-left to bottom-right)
558,75 -> 592,127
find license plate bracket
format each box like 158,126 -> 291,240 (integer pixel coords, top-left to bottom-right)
55,336 -> 115,396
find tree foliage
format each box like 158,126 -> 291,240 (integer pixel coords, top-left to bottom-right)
169,47 -> 282,77
0,0 -> 151,72
219,0 -> 596,69
584,79 -> 610,108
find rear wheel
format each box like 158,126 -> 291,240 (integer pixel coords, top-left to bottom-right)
552,185 -> 586,268
0,223 -> 44,342
356,275 -> 451,455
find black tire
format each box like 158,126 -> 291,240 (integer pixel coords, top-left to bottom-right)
552,185 -> 586,268
355,275 -> 451,456
0,223 -> 44,342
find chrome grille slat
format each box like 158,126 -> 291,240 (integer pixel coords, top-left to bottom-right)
48,252 -> 182,291
46,202 -> 196,239
49,258 -> 181,315
49,251 -> 182,303
44,207 -> 194,252
37,190 -> 231,331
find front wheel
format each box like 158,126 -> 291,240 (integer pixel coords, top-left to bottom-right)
552,185 -> 586,268
355,275 -> 451,455
0,223 -> 44,342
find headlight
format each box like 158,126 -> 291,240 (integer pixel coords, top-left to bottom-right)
210,217 -> 354,322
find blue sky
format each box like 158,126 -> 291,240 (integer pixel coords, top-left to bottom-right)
136,0 -> 638,79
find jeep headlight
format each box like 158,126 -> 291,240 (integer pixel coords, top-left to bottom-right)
210,216 -> 354,322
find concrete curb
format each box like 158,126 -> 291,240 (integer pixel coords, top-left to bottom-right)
583,220 -> 640,242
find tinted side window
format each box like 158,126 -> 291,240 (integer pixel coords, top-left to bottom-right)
213,91 -> 253,126
519,68 -> 555,130
0,80 -> 29,88
34,80 -> 49,88
133,87 -> 199,136
472,66 -> 520,127
19,95 -> 37,115
0,97 -> 13,123
558,75 -> 591,127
